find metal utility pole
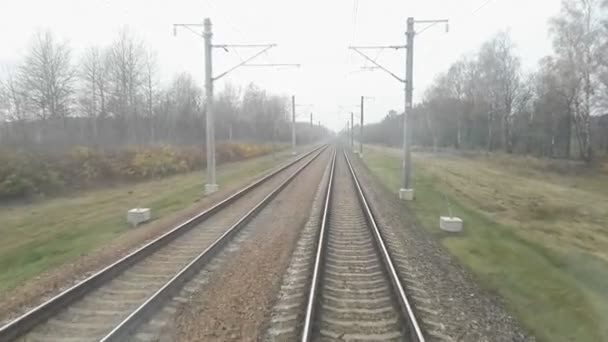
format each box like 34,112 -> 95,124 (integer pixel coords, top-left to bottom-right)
292,95 -> 296,155
203,19 -> 217,194
403,17 -> 414,195
349,17 -> 447,200
174,18 -> 298,194
350,112 -> 354,149
339,99 -> 371,155
291,102 -> 313,154
360,95 -> 364,155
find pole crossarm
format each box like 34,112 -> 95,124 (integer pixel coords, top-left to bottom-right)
213,44 -> 276,48
294,104 -> 313,118
242,63 -> 301,67
350,45 -> 406,49
173,24 -> 205,37
349,47 -> 405,84
213,45 -> 276,81
415,19 -> 450,35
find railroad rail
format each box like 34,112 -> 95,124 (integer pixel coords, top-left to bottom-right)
0,146 -> 327,342
300,148 -> 425,341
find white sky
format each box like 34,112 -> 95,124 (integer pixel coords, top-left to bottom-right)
0,0 -> 561,131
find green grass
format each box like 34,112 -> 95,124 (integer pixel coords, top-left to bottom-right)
0,151 -> 293,294
362,146 -> 608,342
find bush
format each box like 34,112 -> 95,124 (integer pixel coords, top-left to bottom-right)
0,142 -> 280,201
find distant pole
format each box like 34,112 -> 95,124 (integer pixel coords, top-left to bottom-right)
204,18 -> 218,194
360,95 -> 364,155
310,112 -> 313,128
350,112 -> 354,149
400,17 -> 414,197
292,95 -> 296,155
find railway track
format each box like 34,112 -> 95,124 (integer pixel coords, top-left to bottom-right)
0,146 -> 327,342
300,149 -> 424,341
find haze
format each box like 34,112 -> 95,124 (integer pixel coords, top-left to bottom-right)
0,0 -> 560,130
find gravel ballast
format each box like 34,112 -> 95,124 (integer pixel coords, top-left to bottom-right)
0,152 -> 308,327
349,153 -> 532,342
163,150 -> 330,341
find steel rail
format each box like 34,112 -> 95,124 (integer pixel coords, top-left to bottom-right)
0,145 -> 326,342
343,150 -> 425,342
99,146 -> 329,341
300,148 -> 425,341
300,148 -> 336,341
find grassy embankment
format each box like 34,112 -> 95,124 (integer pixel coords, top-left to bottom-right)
362,145 -> 608,342
0,149 -> 296,294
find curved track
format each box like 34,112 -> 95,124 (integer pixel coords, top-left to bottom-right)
0,146 -> 326,342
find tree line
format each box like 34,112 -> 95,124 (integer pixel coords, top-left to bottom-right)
0,29 -> 327,150
363,0 -> 608,162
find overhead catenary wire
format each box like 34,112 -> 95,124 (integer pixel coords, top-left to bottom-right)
414,0 -> 500,103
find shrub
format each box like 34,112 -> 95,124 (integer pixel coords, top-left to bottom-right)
0,142 -> 280,201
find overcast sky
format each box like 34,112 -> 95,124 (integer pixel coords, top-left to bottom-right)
0,0 -> 562,131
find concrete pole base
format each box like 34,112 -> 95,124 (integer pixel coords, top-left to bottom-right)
205,183 -> 219,195
291,151 -> 297,156
440,216 -> 463,232
399,188 -> 415,201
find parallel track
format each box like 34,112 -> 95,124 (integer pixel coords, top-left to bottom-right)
300,149 -> 425,341
0,146 -> 326,342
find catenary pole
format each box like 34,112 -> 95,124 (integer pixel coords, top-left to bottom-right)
350,112 -> 354,149
203,18 -> 218,194
174,18 -> 296,194
360,95 -> 364,155
402,17 -> 414,193
292,95 -> 296,155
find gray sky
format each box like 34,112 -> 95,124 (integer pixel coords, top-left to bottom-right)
0,0 -> 561,131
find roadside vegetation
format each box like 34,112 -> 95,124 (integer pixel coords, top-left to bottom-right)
0,150 -> 296,294
361,1 -> 608,164
0,21 -> 329,296
355,4 -> 608,339
362,146 -> 608,342
0,142 -> 279,201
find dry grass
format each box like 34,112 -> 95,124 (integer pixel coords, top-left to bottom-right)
415,152 -> 608,263
363,146 -> 608,342
0,151 -> 292,294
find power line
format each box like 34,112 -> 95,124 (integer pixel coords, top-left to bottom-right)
206,0 -> 279,68
472,0 -> 497,14
174,18 -> 298,193
347,0 -> 360,77
351,0 -> 359,44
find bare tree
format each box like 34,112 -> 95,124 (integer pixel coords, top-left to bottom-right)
142,49 -> 159,142
215,83 -> 241,141
18,30 -> 75,139
107,28 -> 146,143
550,0 -> 607,161
167,72 -> 202,144
478,31 -> 522,153
79,46 -> 110,143
1,66 -> 31,144
0,65 -> 29,123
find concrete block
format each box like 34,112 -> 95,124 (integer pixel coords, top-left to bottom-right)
399,188 -> 415,201
440,216 -> 463,232
205,183 -> 219,195
127,208 -> 151,227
